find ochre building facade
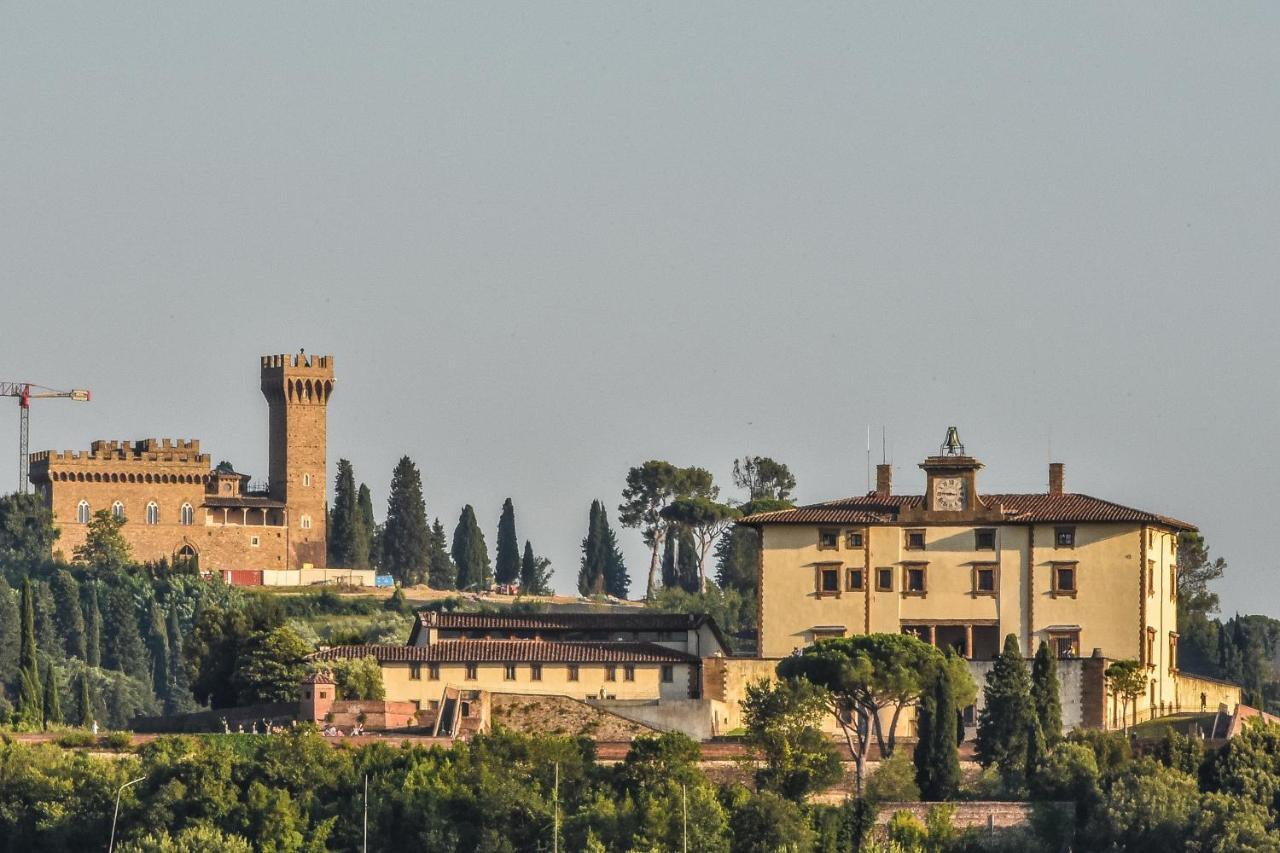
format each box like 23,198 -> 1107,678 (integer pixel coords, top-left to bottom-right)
740,430 -> 1196,720
28,352 -> 333,574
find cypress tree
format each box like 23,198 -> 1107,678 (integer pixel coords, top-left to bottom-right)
578,500 -> 605,595
660,528 -> 678,589
383,456 -> 431,586
147,604 -> 170,704
165,605 -> 192,713
976,635 -> 1037,787
451,505 -> 491,591
676,525 -> 699,593
101,582 -> 148,682
79,669 -> 94,728
33,580 -> 61,663
1031,641 -> 1063,744
915,659 -> 962,800
50,570 -> 86,660
0,576 -> 18,689
495,498 -> 520,585
84,582 -> 102,668
354,483 -> 374,569
328,459 -> 360,567
520,540 -> 553,595
600,506 -> 629,600
17,578 -> 43,727
42,661 -> 62,727
427,517 -> 456,589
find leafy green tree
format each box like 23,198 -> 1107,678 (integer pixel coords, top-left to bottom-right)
619,460 -> 684,599
520,541 -> 553,595
867,751 -> 920,802
675,524 -> 699,592
83,582 -> 102,667
0,491 -> 59,566
1031,742 -> 1101,825
660,497 -> 741,592
727,790 -> 814,853
427,517 -> 455,589
1031,640 -> 1063,743
914,654 -> 962,800
494,498 -> 520,585
1188,792 -> 1279,853
731,456 -> 796,501
778,633 -> 959,792
0,575 -> 18,690
73,508 -> 132,570
16,577 -> 43,728
451,504 -> 491,590
714,526 -> 759,593
42,661 -> 62,727
232,626 -> 311,704
49,570 -> 86,660
327,459 -> 363,567
327,656 -> 384,700
976,634 -> 1039,787
102,581 -> 149,682
382,456 -> 431,586
356,483 -> 376,568
741,677 -> 842,802
1153,726 -> 1205,776
1178,532 -> 1227,674
1106,659 -> 1148,734
1090,759 -> 1197,851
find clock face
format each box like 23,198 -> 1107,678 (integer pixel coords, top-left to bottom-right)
934,477 -> 965,511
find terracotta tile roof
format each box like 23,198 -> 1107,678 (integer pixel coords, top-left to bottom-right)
308,640 -> 700,665
739,492 -> 1195,531
416,611 -> 713,632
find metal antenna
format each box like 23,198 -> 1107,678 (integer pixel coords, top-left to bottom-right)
363,773 -> 368,853
882,426 -> 887,464
553,762 -> 560,853
682,783 -> 688,853
865,425 -> 871,492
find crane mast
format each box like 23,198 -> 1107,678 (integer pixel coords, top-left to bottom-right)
0,382 -> 91,494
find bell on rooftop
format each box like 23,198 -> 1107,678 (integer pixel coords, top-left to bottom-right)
940,426 -> 965,456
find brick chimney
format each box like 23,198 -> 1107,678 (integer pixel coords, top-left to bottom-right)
875,464 -> 892,496
1048,462 -> 1065,496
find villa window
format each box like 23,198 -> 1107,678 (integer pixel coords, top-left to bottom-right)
568,665 -> 580,682
845,530 -> 864,549
504,664 -> 516,681
1147,560 -> 1155,596
846,567 -> 864,592
180,502 -> 193,525
409,663 -> 421,680
300,515 -> 312,530
605,665 -> 617,682
1169,633 -> 1179,672
1049,630 -> 1080,658
77,500 -> 90,523
1145,628 -> 1156,667
661,665 -> 674,683
903,563 -> 927,595
975,529 -> 996,551
818,529 -> 839,550
111,501 -> 125,520
146,501 -> 159,525
876,568 -> 893,592
905,529 -> 926,551
427,664 -> 440,680
1055,526 -> 1076,548
531,664 -> 542,681
465,663 -> 478,680
1051,562 -> 1077,597
816,564 -> 840,597
1170,565 -> 1178,601
972,564 -> 998,596
624,665 -> 635,681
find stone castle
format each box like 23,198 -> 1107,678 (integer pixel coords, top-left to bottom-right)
28,352 -> 333,574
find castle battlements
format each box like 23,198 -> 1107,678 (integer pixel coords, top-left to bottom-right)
29,438 -> 210,468
261,353 -> 334,371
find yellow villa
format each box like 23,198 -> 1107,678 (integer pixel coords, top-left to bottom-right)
739,428 -> 1233,725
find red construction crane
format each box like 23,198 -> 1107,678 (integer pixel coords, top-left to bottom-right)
0,381 -> 91,494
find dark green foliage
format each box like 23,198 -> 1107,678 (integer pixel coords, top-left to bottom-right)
976,634 -> 1038,788
164,605 -> 194,714
382,456 -> 431,586
741,677 -> 842,801
17,664 -> 43,729
49,570 -> 86,660
519,540 -> 553,595
1031,640 -> 1063,743
427,517 -> 455,589
357,483 -> 377,567
579,500 -> 606,595
32,580 -> 60,664
0,575 -> 18,693
731,456 -> 797,501
727,790 -> 814,853
78,668 -> 94,727
72,508 -> 131,570
649,582 -> 755,647
659,497 -> 740,592
714,525 -> 759,593
618,460 -> 684,599
17,578 -> 43,727
231,626 -> 311,704
0,492 -> 60,567
102,581 -> 149,682
83,582 -> 102,667
450,505 -> 491,591
147,603 -> 170,704
327,459 -> 368,568
674,524 -> 699,592
42,661 -> 62,727
1153,726 -> 1205,776
914,655 -> 962,800
494,498 -> 520,585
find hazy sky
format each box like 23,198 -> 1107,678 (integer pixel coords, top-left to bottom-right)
3,4 -> 1278,613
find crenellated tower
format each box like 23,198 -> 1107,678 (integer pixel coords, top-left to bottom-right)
261,352 -> 334,568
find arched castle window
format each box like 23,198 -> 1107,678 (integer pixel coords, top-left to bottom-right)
111,501 -> 125,520
180,503 -> 193,525
77,500 -> 90,523
300,515 -> 312,530
302,473 -> 311,487
146,501 -> 159,525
